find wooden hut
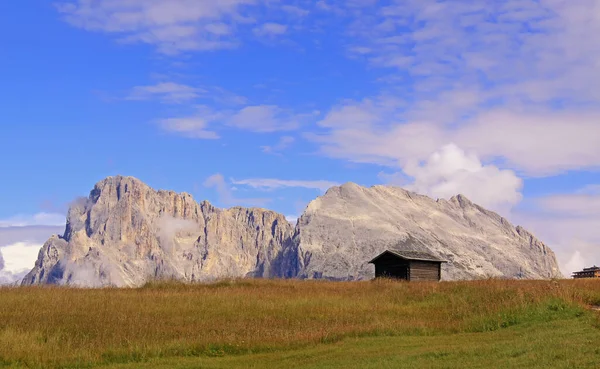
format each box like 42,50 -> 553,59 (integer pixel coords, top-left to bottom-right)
572,266 -> 600,279
368,250 -> 447,282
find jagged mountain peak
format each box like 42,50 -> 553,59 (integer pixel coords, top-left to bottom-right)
23,176 -> 294,287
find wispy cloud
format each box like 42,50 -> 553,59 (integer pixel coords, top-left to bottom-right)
127,82 -> 247,106
231,178 -> 339,192
55,0 -> 261,54
203,174 -> 270,207
281,5 -> 309,17
0,213 -> 65,228
159,116 -> 220,140
261,136 -> 295,155
344,0 -> 600,103
161,105 -> 316,138
306,0 -> 600,176
127,82 -> 203,103
227,105 -> 307,132
285,215 -> 298,223
55,0 -> 312,54
253,22 -> 288,37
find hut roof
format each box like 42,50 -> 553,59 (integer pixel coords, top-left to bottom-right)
368,250 -> 448,264
573,266 -> 600,274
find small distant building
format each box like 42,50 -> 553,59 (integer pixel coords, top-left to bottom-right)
368,250 -> 447,282
572,266 -> 600,279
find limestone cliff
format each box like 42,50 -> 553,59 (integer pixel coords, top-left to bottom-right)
22,176 -> 562,287
284,183 -> 562,281
22,176 -> 293,287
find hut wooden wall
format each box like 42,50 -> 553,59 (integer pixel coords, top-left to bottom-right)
408,261 -> 441,281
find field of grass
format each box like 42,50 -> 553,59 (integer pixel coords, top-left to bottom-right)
1,279 -> 599,368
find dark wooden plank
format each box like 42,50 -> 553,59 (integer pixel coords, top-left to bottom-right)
409,261 -> 441,281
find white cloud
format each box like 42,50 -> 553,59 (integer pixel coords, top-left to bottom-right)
0,242 -> 42,285
385,144 -> 523,213
128,82 -> 248,106
0,243 -> 40,274
281,5 -> 309,17
159,116 -> 220,139
513,186 -> 600,276
203,174 -> 270,207
0,269 -> 29,286
0,225 -> 62,285
306,0 -> 600,177
563,251 -> 586,278
232,178 -> 340,192
311,96 -> 444,167
577,185 -> 600,195
285,215 -> 298,223
155,215 -> 200,253
346,0 -> 600,102
161,105 -> 314,138
228,105 -> 306,132
205,22 -> 233,36
535,195 -> 600,217
56,0 -> 260,54
127,82 -> 203,103
455,110 -> 600,176
0,226 -> 63,247
261,136 -> 295,154
253,22 -> 288,37
311,96 -> 600,177
315,1 -> 330,11
0,213 -> 65,228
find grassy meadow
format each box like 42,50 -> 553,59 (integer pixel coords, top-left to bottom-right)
0,278 -> 599,368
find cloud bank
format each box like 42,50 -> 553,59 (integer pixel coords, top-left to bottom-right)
0,213 -> 65,228
0,226 -> 63,285
0,242 -> 43,285
381,144 -> 523,213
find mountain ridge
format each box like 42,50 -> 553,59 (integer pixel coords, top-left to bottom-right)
22,175 -> 562,287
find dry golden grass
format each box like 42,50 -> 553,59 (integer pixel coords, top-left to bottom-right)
0,278 -> 599,368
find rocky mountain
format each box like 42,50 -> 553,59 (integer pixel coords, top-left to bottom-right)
22,176 -> 562,287
22,176 -> 293,287
285,183 -> 560,281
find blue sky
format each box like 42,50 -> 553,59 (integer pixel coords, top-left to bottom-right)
1,0 -> 600,279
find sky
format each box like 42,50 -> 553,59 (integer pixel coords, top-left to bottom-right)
1,0 -> 599,283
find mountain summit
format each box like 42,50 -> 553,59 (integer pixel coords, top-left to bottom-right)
22,176 -> 561,287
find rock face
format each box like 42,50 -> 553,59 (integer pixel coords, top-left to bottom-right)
22,176 -> 293,287
22,176 -> 562,287
286,183 -> 561,281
